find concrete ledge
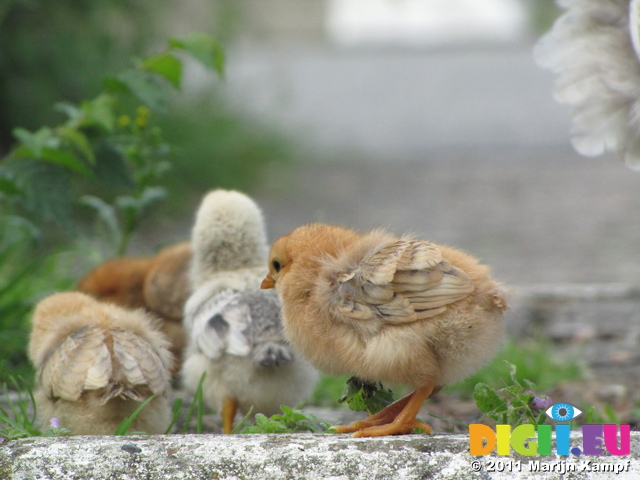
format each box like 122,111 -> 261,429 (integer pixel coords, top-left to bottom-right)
2,432 -> 640,480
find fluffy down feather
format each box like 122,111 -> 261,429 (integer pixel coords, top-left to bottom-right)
182,289 -> 315,423
190,190 -> 269,287
77,241 -> 191,373
181,190 -> 318,433
262,223 -> 507,437
29,292 -> 174,435
534,0 -> 640,169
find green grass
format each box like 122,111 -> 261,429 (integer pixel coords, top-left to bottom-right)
445,337 -> 585,399
0,246 -> 93,385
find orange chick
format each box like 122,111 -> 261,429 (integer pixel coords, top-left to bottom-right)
29,292 -> 174,435
261,223 -> 508,437
77,242 -> 192,372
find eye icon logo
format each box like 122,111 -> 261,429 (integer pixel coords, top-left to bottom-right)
545,403 -> 583,422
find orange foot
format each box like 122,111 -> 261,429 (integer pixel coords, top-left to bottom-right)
222,396 -> 238,434
333,384 -> 435,437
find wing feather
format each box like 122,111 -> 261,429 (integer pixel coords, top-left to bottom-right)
112,329 -> 170,395
189,290 -> 252,359
40,326 -> 112,401
335,237 -> 474,324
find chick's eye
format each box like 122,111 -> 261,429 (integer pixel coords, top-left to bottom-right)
272,260 -> 281,272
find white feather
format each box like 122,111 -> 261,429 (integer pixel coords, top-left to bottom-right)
534,0 -> 640,169
83,344 -> 112,390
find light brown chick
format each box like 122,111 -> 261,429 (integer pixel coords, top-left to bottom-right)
261,223 -> 508,437
77,242 -> 192,372
77,257 -> 152,310
29,292 -> 174,435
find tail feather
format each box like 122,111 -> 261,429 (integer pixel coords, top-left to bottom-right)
100,383 -> 145,404
252,343 -> 294,368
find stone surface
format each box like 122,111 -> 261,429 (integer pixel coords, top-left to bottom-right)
508,283 -> 640,381
2,432 -> 640,480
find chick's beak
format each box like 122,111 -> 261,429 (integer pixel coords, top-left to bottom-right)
261,276 -> 275,289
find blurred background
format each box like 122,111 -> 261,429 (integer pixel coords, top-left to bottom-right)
2,0 -> 639,424
4,0 -> 638,286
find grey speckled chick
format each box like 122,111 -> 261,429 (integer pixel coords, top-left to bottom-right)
183,288 -> 317,433
181,189 -> 318,434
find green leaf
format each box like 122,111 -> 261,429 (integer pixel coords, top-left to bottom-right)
0,175 -> 22,197
142,53 -> 183,89
41,426 -> 71,437
138,186 -> 167,210
108,71 -> 172,111
114,395 -> 156,435
38,147 -> 93,177
473,383 -> 506,415
80,195 -> 121,244
5,161 -> 76,229
62,94 -> 117,132
80,94 -> 117,132
0,215 -> 41,245
604,404 -> 620,424
57,127 -> 95,165
239,406 -> 329,434
92,143 -> 133,188
338,377 -> 394,414
505,361 -> 521,388
164,397 -> 183,434
169,33 -> 225,75
55,102 -> 81,121
12,127 -> 60,155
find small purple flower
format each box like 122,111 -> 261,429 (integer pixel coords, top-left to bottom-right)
49,418 -> 60,428
525,391 -> 552,410
0,437 -> 5,443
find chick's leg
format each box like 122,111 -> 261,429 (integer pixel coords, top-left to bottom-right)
222,396 -> 238,434
332,392 -> 414,433
333,384 -> 440,435
353,384 -> 434,437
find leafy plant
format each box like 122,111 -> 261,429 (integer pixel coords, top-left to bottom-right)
0,32 -> 224,256
240,406 -> 330,434
474,361 -> 551,426
337,376 -> 395,414
448,337 -> 584,399
0,32 -> 224,387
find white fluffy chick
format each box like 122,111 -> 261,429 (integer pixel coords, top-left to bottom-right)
29,292 -> 174,435
535,0 -> 640,169
182,289 -> 317,433
181,189 -> 317,433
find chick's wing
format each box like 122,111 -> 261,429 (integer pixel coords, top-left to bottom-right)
40,326 -> 112,401
335,239 -> 475,323
189,290 -> 252,360
111,329 -> 171,395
